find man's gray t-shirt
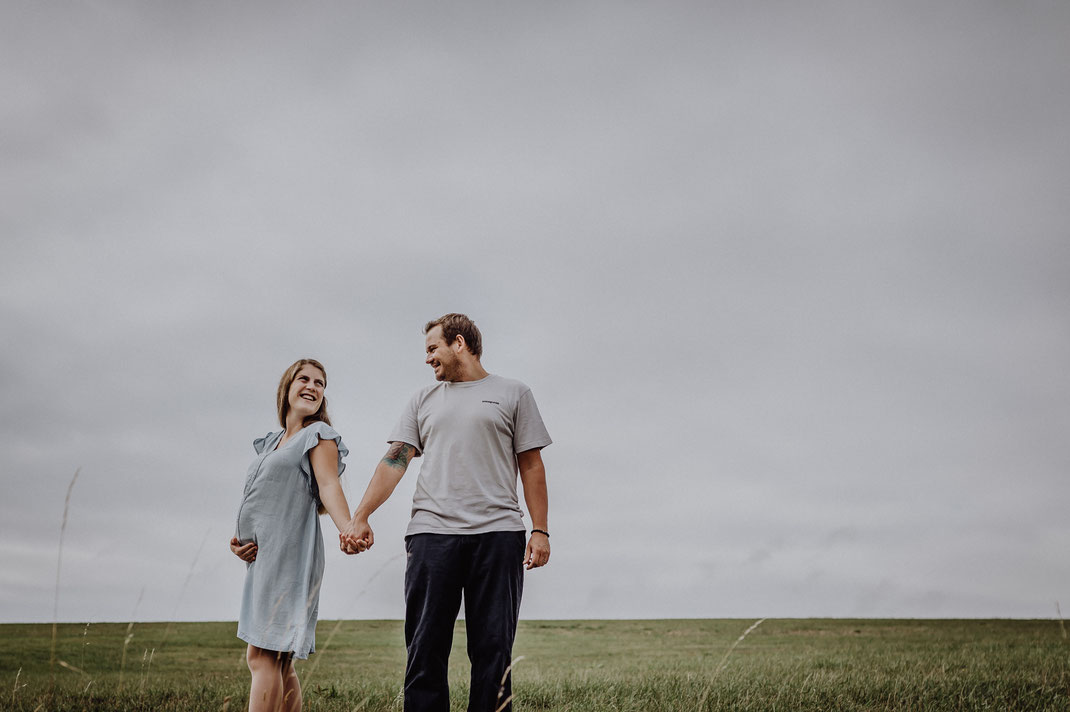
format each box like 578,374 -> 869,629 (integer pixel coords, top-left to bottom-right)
388,373 -> 552,536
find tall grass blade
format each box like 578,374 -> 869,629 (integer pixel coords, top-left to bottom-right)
12,667 -> 22,706
494,655 -> 524,712
56,660 -> 87,675
79,621 -> 91,671
161,526 -> 212,649
117,586 -> 145,694
303,552 -> 405,685
715,617 -> 766,675
50,467 -> 81,695
695,618 -> 768,711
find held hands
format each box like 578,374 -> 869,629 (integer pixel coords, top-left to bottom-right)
524,531 -> 550,570
229,537 -> 257,563
338,518 -> 373,555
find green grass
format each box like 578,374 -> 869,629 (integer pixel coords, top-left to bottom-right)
2,619 -> 1068,710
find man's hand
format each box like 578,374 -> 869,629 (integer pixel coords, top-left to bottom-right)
524,531 -> 550,570
338,534 -> 367,555
230,537 -> 257,563
339,518 -> 373,555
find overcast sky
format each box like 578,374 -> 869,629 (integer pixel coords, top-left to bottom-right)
3,1 -> 1069,624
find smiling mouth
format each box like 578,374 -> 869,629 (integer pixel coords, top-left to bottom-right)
301,394 -> 317,401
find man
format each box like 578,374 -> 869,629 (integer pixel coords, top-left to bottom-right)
341,313 -> 552,712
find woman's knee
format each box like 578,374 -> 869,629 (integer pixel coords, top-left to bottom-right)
247,645 -> 289,673
246,645 -> 266,672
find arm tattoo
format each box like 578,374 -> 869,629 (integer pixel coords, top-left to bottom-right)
382,442 -> 414,470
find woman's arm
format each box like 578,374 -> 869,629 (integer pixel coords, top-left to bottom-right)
339,441 -> 415,553
308,438 -> 352,533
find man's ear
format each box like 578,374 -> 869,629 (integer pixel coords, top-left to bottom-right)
453,334 -> 467,353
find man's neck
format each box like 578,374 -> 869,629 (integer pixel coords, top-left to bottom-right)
450,361 -> 489,383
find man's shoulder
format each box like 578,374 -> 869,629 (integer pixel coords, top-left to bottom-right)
483,373 -> 531,392
475,374 -> 537,403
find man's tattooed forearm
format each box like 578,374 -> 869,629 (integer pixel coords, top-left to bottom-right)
382,442 -> 414,470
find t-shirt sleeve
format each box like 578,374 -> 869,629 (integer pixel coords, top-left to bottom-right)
514,388 -> 552,453
387,392 -> 424,455
299,422 -> 348,505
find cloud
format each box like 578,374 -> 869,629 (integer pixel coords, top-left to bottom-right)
2,1 -> 1069,622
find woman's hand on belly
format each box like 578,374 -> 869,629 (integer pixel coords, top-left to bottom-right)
229,536 -> 258,562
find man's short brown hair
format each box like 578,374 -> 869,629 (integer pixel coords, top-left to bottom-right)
424,313 -> 483,358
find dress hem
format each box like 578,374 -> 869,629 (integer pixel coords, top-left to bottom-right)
236,630 -> 315,660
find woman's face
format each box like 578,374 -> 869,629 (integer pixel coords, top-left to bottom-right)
287,364 -> 326,420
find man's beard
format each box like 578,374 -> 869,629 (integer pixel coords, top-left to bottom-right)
436,360 -> 460,381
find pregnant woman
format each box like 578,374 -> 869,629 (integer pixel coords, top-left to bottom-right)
229,358 -> 360,712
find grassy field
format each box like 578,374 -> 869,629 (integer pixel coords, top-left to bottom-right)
2,618 -> 1068,711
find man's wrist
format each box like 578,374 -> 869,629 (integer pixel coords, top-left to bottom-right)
531,528 -> 549,537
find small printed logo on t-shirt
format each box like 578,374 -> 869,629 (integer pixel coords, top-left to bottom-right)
482,400 -> 501,405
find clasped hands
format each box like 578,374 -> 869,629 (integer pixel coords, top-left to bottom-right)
338,518 -> 373,555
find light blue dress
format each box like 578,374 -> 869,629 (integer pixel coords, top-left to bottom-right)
234,421 -> 347,659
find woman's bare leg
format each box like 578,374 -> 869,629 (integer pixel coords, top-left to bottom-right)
281,657 -> 302,712
247,645 -> 289,712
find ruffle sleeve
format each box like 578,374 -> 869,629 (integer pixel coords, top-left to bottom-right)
253,432 -> 277,455
298,422 -> 348,506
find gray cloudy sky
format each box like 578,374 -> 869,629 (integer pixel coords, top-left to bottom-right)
3,1 -> 1069,624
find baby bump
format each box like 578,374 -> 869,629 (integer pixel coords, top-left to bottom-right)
236,484 -> 317,545
235,487 -> 281,544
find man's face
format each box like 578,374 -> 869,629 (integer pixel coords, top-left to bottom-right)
425,325 -> 461,381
